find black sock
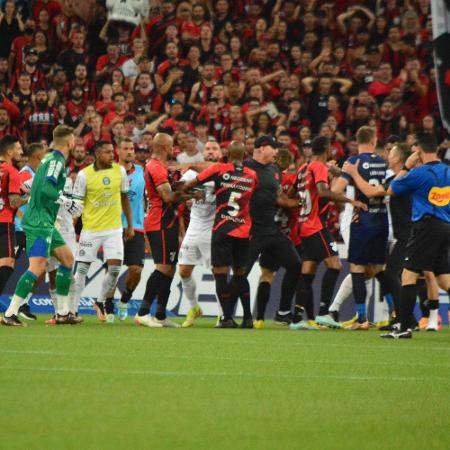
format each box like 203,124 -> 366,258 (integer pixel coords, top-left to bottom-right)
105,297 -> 114,314
215,274 -> 232,320
231,275 -> 252,319
120,287 -> 133,304
351,272 -> 367,323
400,284 -> 417,331
292,304 -> 305,323
155,273 -> 173,320
319,268 -> 340,315
296,273 -> 315,319
417,278 -> 429,318
279,269 -> 298,313
0,266 -> 13,295
256,281 -> 271,321
139,270 -> 166,316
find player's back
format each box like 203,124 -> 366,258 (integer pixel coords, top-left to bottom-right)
23,150 -> 66,229
197,162 -> 257,238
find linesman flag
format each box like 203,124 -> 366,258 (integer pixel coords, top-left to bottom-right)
432,0 -> 450,133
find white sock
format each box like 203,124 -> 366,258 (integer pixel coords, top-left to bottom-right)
428,309 -> 438,328
97,265 -> 121,304
68,276 -> 77,314
20,292 -> 33,307
365,279 -> 373,308
57,295 -> 70,316
5,294 -> 25,317
216,298 -> 223,317
181,276 -> 198,308
73,262 -> 90,309
329,274 -> 352,313
49,288 -> 58,314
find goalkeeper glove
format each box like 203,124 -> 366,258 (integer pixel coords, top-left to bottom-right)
57,194 -> 84,218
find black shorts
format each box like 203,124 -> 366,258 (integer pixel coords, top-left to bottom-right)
348,222 -> 388,266
147,225 -> 179,266
248,232 -> 301,273
0,223 -> 16,258
124,231 -> 145,267
15,230 -> 26,258
301,228 -> 338,262
211,232 -> 249,269
405,216 -> 450,275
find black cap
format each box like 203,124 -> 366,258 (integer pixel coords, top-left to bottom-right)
207,96 -> 218,104
136,106 -> 146,115
367,44 -> 380,54
254,135 -> 281,149
25,47 -> 38,56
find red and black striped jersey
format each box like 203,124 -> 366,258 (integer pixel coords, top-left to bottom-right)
197,162 -> 257,238
144,159 -> 178,232
0,161 -> 20,223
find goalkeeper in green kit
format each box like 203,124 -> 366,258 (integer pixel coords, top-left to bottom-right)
1,125 -> 83,326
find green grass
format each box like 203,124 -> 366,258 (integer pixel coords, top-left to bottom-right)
1,317 -> 449,450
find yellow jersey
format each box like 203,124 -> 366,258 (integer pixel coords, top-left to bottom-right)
73,163 -> 128,232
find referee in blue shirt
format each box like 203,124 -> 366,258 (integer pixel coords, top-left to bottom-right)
382,135 -> 450,339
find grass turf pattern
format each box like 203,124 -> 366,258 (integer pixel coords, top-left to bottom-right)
1,316 -> 449,450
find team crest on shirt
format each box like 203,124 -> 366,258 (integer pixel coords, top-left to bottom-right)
103,177 -> 111,185
362,162 -> 370,169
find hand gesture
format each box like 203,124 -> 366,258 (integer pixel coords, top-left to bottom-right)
342,159 -> 359,177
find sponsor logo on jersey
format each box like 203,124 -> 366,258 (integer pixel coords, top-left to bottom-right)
428,186 -> 450,206
222,173 -> 230,181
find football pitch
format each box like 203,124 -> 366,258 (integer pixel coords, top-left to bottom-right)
1,317 -> 449,450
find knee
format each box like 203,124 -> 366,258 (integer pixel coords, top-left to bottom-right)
179,265 -> 193,279
129,265 -> 143,278
75,261 -> 90,276
157,264 -> 175,278
260,268 -> 274,284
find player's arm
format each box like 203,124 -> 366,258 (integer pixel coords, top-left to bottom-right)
317,181 -> 367,209
8,169 -> 28,208
8,193 -> 27,209
342,160 -> 386,197
157,182 -> 191,203
181,164 -> 218,194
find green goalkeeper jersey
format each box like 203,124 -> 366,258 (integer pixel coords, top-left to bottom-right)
22,150 -> 67,229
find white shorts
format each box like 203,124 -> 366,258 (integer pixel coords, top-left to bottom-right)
178,228 -> 211,268
76,229 -> 124,263
46,231 -> 77,273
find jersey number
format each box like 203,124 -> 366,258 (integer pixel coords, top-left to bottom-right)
228,192 -> 241,216
298,190 -> 312,222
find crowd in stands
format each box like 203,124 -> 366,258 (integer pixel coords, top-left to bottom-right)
0,0 -> 447,173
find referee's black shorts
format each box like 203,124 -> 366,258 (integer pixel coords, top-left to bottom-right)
404,216 -> 450,275
0,223 -> 16,258
246,231 -> 301,274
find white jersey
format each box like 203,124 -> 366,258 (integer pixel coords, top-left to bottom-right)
181,169 -> 215,232
56,177 -> 75,235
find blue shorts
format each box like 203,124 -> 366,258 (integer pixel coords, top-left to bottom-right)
348,222 -> 388,265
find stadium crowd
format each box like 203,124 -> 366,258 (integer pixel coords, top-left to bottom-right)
0,0 -> 449,338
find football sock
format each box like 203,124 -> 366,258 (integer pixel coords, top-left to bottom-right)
49,288 -> 58,314
292,305 -> 305,323
384,293 -> 394,313
5,271 -> 37,317
97,265 -> 121,304
256,281 -> 271,321
279,269 -> 298,314
56,265 -> 72,316
68,276 -> 77,314
181,276 -> 198,308
296,273 -> 315,319
418,278 -> 429,318
214,273 -> 232,320
329,273 -> 352,313
0,266 -> 13,295
428,300 -> 439,329
139,270 -> 165,316
231,275 -> 251,319
351,272 -> 367,322
155,273 -> 173,321
120,287 -> 133,304
105,297 -> 115,315
400,284 -> 417,331
20,292 -> 33,307
73,262 -> 90,313
319,268 -> 340,315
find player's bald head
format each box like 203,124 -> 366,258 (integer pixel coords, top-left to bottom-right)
152,133 -> 173,154
228,141 -> 246,161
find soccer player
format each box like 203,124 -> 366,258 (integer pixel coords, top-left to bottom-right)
15,142 -> 47,321
1,126 -> 81,326
135,132 -> 189,328
0,136 -> 26,299
181,142 -> 258,328
178,139 -> 222,327
243,136 -> 302,329
72,141 -> 133,323
115,138 -> 146,321
349,135 -> 450,339
291,136 -> 366,330
330,126 -> 391,330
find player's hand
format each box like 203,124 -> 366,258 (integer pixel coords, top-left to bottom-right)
192,190 -> 205,202
351,200 -> 368,211
57,194 -> 84,217
404,149 -> 421,169
342,159 -> 359,177
124,226 -> 135,241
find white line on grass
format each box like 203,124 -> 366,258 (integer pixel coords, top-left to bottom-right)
1,348 -> 450,369
0,366 -> 447,383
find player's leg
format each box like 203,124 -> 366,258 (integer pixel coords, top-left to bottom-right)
118,231 -> 145,320
254,267 -> 275,328
0,223 -> 16,295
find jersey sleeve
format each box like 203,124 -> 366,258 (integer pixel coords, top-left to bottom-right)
311,161 -> 329,185
197,164 -> 219,184
72,170 -> 87,200
120,166 -> 129,193
390,170 -> 419,196
340,156 -> 357,184
147,163 -> 168,187
45,158 -> 64,185
8,167 -> 21,195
